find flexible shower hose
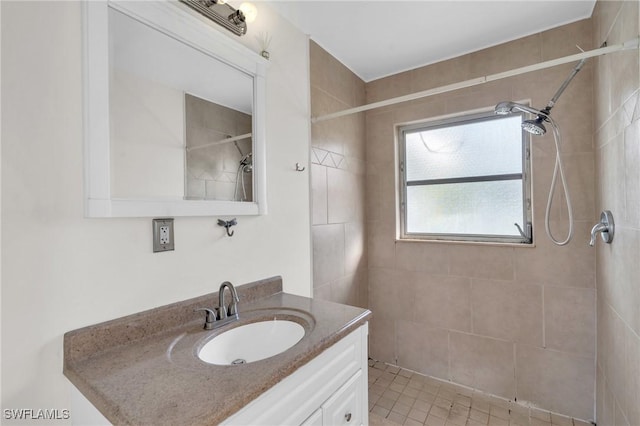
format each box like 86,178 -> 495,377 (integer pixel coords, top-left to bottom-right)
545,117 -> 574,246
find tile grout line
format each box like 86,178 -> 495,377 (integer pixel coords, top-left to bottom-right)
542,284 -> 546,348
470,278 -> 475,335
513,342 -> 518,404
447,330 -> 451,384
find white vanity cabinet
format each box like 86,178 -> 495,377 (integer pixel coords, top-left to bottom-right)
315,369 -> 364,426
221,323 -> 369,426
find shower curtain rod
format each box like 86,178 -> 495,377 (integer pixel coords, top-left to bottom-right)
186,132 -> 252,152
311,36 -> 640,123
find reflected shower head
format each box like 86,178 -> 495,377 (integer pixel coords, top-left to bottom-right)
240,152 -> 253,172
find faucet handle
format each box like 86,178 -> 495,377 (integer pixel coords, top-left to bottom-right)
194,308 -> 217,330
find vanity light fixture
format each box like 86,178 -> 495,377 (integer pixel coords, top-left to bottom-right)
179,0 -> 251,36
238,2 -> 257,23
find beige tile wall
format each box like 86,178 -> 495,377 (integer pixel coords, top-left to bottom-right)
184,94 -> 252,201
592,2 -> 640,426
365,19 -> 597,420
310,41 -> 368,307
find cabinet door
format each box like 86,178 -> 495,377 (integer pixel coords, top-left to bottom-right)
322,370 -> 363,426
301,408 -> 322,426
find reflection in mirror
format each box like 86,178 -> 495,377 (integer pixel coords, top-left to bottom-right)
107,7 -> 254,202
185,94 -> 253,201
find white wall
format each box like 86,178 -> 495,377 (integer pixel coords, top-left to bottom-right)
0,0 -> 311,421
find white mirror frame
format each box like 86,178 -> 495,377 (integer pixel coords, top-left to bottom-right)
83,1 -> 267,217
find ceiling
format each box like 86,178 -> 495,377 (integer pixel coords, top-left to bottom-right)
268,1 -> 596,82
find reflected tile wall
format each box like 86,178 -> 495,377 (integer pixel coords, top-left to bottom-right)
184,94 -> 252,201
310,41 -> 368,308
365,19 -> 596,420
593,2 -> 640,426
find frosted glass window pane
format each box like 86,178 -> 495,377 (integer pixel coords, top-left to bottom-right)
405,115 -> 522,182
406,180 -> 524,236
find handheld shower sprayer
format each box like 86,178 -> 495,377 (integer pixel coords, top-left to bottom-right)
494,58 -> 587,246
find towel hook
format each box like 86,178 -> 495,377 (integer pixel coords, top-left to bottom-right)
295,163 -> 306,172
217,218 -> 237,237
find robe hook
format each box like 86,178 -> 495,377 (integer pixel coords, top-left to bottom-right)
217,218 -> 237,237
295,163 -> 305,172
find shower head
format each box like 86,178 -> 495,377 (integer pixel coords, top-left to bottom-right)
494,58 -> 587,136
494,101 -> 517,115
522,117 -> 547,135
494,101 -> 546,117
494,101 -> 550,135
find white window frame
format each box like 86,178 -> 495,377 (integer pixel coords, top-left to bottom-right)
397,109 -> 533,244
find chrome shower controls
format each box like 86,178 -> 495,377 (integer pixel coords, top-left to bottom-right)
589,210 -> 615,247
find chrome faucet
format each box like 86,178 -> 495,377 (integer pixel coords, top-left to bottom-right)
218,281 -> 239,320
194,281 -> 240,330
589,223 -> 608,246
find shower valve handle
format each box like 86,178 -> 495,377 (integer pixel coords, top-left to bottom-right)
589,210 -> 614,247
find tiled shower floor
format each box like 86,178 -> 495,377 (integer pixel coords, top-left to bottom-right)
367,360 -> 592,426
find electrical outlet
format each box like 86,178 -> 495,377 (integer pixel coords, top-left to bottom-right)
159,226 -> 170,245
153,218 -> 174,252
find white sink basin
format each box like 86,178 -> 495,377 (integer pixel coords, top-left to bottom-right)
198,319 -> 305,365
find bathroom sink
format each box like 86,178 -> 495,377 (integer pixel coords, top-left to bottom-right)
197,319 -> 305,365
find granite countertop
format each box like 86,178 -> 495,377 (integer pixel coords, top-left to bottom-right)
63,277 -> 371,425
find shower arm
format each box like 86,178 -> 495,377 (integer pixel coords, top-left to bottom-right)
544,58 -> 588,113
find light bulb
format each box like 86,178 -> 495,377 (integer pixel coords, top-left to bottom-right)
239,2 -> 257,23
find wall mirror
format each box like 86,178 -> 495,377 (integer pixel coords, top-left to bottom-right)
84,1 -> 267,217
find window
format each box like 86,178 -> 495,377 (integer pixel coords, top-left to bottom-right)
398,110 -> 532,244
